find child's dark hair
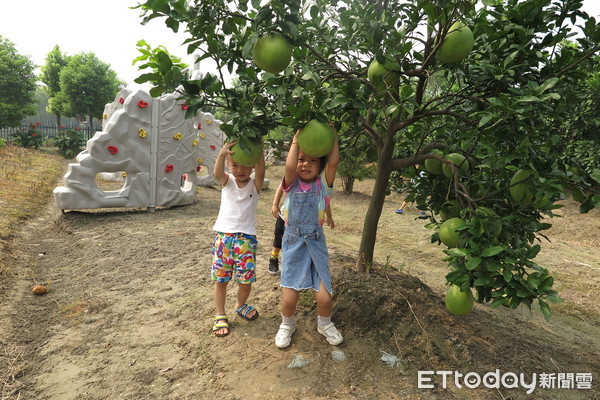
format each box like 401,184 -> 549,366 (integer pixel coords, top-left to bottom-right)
318,155 -> 328,175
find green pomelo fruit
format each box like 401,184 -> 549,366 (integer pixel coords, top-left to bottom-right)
297,120 -> 336,158
231,141 -> 264,167
442,153 -> 469,178
510,169 -> 535,205
367,58 -> 400,90
252,33 -> 292,74
439,217 -> 464,248
424,150 -> 444,175
438,22 -> 474,63
445,284 -> 475,316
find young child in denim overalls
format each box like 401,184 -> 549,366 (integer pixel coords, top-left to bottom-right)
211,142 -> 265,337
274,126 -> 341,348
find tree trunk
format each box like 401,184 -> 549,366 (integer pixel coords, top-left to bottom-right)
341,175 -> 355,194
89,115 -> 93,139
55,115 -> 62,130
356,132 -> 395,272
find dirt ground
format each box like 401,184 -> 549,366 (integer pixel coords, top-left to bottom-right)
1,164 -> 599,400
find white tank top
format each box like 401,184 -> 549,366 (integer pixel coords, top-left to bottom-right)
212,173 -> 259,235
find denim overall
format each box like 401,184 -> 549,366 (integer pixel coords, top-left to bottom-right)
280,178 -> 332,294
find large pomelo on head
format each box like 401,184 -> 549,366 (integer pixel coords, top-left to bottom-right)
297,120 -> 335,157
231,141 -> 263,167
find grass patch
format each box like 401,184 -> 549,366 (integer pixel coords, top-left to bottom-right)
0,145 -> 65,273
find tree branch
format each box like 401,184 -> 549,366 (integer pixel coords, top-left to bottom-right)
557,44 -> 600,77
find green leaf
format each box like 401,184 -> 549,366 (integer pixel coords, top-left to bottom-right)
481,246 -> 504,257
182,80 -> 201,95
579,196 -> 597,213
304,5 -> 316,20
487,262 -> 503,272
149,86 -> 167,97
565,184 -> 586,203
503,51 -> 519,67
539,300 -> 552,321
490,297 -> 507,308
285,21 -> 298,41
385,104 -> 399,116
134,73 -> 162,84
589,169 -> 600,184
466,257 -> 482,270
242,33 -> 258,59
156,51 -> 173,74
399,85 -> 414,99
503,269 -> 513,282
544,291 -> 563,304
517,96 -> 540,102
445,248 -> 469,257
539,276 -> 554,292
527,244 -> 541,258
165,17 -> 180,32
539,77 -> 559,93
540,93 -> 561,101
478,114 -> 494,127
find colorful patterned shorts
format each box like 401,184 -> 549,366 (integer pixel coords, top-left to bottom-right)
211,232 -> 257,284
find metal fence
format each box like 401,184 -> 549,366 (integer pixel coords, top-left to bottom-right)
0,123 -> 101,142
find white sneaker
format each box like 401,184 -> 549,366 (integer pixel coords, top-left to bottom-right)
275,323 -> 296,348
317,322 -> 343,345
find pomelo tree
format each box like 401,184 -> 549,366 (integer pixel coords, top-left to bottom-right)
136,0 -> 600,319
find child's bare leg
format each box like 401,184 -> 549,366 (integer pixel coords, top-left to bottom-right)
315,282 -> 333,317
214,281 -> 228,315
236,283 -> 257,319
281,287 -> 300,317
214,281 -> 229,336
276,287 -> 299,348
315,282 -> 343,345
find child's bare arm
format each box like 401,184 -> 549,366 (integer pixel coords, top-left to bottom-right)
271,185 -> 284,218
284,130 -> 300,187
214,142 -> 235,186
324,124 -> 339,187
325,206 -> 335,229
253,148 -> 266,192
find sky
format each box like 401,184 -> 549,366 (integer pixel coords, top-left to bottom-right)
1,0 -> 599,88
0,0 -> 190,87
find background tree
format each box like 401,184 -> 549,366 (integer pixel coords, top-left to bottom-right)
554,50 -> 600,197
40,45 -> 69,129
136,0 -> 599,318
0,35 -> 37,129
59,52 -> 123,136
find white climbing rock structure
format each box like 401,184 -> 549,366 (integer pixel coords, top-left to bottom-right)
53,88 -> 224,211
